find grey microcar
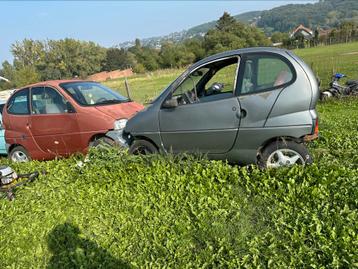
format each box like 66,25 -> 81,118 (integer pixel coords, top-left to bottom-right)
122,47 -> 319,168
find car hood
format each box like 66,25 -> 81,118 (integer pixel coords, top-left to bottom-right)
94,101 -> 144,120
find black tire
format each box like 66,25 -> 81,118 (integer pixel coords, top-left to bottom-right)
258,140 -> 313,169
129,139 -> 158,155
90,136 -> 116,148
9,146 -> 31,162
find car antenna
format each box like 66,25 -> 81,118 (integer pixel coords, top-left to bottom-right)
124,78 -> 132,101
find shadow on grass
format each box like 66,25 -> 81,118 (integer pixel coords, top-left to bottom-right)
47,223 -> 130,269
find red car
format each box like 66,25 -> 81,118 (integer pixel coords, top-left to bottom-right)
2,80 -> 144,162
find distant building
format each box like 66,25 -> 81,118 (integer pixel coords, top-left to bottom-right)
317,28 -> 332,38
290,24 -> 314,40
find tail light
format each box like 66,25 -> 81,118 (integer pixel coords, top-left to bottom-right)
314,118 -> 319,136
304,118 -> 319,142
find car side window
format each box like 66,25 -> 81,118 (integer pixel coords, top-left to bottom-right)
204,62 -> 238,95
238,54 -> 294,95
31,87 -> 67,114
7,88 -> 30,115
169,57 -> 239,106
172,68 -> 209,105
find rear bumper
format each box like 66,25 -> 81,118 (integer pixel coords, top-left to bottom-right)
106,130 -> 129,148
303,133 -> 319,142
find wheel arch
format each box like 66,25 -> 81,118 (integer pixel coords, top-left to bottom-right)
131,135 -> 159,151
8,143 -> 25,154
88,133 -> 111,146
257,136 -> 303,161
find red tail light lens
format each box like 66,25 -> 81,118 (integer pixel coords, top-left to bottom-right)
314,118 -> 319,135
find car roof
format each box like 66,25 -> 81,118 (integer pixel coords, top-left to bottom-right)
189,47 -> 291,71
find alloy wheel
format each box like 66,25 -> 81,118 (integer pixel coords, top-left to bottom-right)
266,149 -> 304,168
11,151 -> 29,162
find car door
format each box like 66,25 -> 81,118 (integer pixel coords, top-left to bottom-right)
232,52 -> 297,163
29,86 -> 80,156
159,56 -> 242,154
5,88 -> 33,147
236,53 -> 296,128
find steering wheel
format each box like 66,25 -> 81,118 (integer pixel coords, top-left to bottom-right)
183,92 -> 194,104
184,89 -> 200,104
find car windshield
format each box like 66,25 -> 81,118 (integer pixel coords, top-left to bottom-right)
60,81 -> 129,106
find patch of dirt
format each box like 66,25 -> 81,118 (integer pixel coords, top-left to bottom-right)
341,51 -> 358,55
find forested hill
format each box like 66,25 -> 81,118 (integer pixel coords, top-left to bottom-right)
118,0 -> 358,48
257,0 -> 358,32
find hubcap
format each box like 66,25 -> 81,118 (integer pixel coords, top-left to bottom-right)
266,149 -> 304,168
11,151 -> 29,162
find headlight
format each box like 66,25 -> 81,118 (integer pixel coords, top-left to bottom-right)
114,119 -> 127,130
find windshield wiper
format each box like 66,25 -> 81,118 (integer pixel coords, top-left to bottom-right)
95,99 -> 128,105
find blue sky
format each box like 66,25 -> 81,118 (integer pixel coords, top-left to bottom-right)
0,1 -> 316,63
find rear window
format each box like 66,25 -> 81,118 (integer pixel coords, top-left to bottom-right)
7,88 -> 30,115
238,53 -> 295,95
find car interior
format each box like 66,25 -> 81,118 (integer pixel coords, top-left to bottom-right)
171,57 -> 238,105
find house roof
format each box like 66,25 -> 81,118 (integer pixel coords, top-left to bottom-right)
292,24 -> 313,35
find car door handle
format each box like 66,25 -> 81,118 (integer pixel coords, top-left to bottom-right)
236,109 -> 247,119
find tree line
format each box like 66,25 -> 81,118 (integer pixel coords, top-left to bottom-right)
258,0 -> 358,33
1,11 -> 357,90
270,20 -> 358,49
0,12 -> 269,90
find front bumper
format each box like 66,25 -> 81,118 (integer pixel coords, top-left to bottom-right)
106,130 -> 129,148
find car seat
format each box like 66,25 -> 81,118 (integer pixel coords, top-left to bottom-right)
274,70 -> 292,87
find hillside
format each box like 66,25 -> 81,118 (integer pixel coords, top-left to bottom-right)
117,11 -> 262,49
258,0 -> 358,32
117,0 -> 358,49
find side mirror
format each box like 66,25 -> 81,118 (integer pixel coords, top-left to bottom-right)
66,102 -> 76,113
162,98 -> 178,109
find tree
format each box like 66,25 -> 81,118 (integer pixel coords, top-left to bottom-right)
11,39 -> 45,69
183,38 -> 206,62
12,65 -> 40,87
216,11 -> 237,32
40,38 -> 106,79
0,61 -> 16,90
271,32 -> 289,43
103,48 -> 134,71
204,12 -> 270,55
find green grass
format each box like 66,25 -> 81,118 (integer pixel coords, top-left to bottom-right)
294,42 -> 358,88
104,69 -> 182,103
0,98 -> 357,268
104,42 -> 358,104
1,43 -> 358,267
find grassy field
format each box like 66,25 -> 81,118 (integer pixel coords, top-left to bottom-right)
0,98 -> 357,268
104,42 -> 358,103
0,43 -> 357,268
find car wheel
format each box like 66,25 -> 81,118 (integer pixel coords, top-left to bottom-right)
9,146 -> 31,162
259,140 -> 312,169
129,139 -> 158,155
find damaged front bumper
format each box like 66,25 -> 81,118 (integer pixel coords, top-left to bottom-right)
106,130 -> 130,148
